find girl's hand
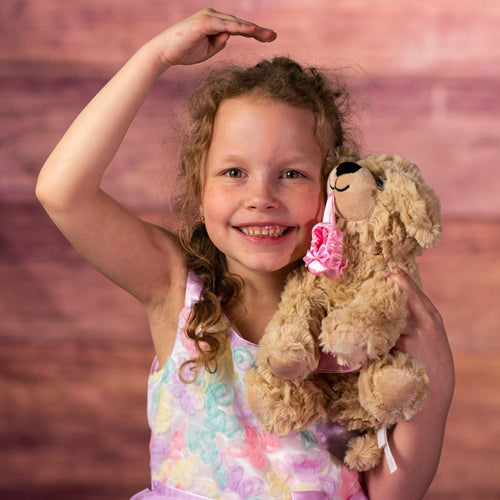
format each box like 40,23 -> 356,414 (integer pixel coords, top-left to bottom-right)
149,8 -> 276,72
388,268 -> 455,398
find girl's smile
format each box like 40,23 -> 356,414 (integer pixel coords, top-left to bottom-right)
237,225 -> 289,238
234,223 -> 293,247
200,95 -> 325,278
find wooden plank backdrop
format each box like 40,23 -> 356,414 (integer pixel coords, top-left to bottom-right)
1,1 -> 499,498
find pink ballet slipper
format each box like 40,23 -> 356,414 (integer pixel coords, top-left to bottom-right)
303,193 -> 347,280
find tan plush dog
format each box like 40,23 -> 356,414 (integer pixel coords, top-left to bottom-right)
245,152 -> 441,471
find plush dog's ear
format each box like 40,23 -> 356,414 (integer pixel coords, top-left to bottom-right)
382,155 -> 441,248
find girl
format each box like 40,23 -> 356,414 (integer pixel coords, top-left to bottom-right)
36,8 -> 454,500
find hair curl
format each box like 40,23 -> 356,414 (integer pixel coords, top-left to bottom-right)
174,56 -> 357,381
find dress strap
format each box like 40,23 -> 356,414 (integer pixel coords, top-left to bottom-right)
148,272 -> 204,375
184,271 -> 204,308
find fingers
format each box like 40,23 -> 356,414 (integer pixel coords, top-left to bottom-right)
388,269 -> 454,394
387,268 -> 445,355
209,31 -> 231,53
387,268 -> 440,325
241,23 -> 278,42
199,8 -> 277,42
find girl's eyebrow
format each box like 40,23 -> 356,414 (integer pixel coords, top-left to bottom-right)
274,155 -> 323,172
217,153 -> 246,164
280,154 -> 315,164
215,152 -> 315,166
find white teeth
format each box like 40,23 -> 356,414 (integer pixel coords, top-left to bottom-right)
240,226 -> 287,237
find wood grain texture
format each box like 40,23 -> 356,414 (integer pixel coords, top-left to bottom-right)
1,1 -> 499,498
1,204 -> 499,499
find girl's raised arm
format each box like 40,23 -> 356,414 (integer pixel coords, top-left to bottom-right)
35,9 -> 276,306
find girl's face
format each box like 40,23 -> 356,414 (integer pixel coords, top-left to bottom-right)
200,96 -> 325,279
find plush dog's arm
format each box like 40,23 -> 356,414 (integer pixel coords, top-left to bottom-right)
256,266 -> 327,380
320,271 -> 407,366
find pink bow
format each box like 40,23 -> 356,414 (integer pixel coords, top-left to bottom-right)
303,193 -> 347,280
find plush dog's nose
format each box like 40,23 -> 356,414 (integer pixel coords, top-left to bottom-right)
331,162 -> 363,192
336,162 -> 362,177
332,161 -> 362,193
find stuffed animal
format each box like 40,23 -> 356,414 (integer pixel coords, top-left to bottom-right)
245,151 -> 441,472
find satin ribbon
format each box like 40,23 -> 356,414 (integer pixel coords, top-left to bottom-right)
304,193 -> 347,280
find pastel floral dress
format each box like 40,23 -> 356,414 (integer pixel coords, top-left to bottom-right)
131,273 -> 368,500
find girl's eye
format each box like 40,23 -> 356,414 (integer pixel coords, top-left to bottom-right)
282,170 -> 303,179
224,168 -> 244,178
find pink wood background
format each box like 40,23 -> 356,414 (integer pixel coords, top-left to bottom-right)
1,1 -> 499,498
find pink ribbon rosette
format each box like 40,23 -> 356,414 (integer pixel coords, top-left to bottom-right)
303,193 -> 347,280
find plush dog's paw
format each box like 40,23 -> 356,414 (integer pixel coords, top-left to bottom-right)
268,354 -> 307,380
358,352 -> 430,425
262,322 -> 320,380
268,354 -> 310,380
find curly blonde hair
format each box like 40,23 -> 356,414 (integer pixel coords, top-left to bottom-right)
174,56 -> 357,380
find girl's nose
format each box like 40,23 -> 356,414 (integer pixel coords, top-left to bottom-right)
245,177 -> 279,211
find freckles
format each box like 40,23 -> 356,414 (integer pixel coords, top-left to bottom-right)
301,189 -> 324,220
200,184 -> 218,204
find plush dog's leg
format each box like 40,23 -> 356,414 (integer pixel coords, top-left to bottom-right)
245,366 -> 332,436
326,373 -> 384,471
